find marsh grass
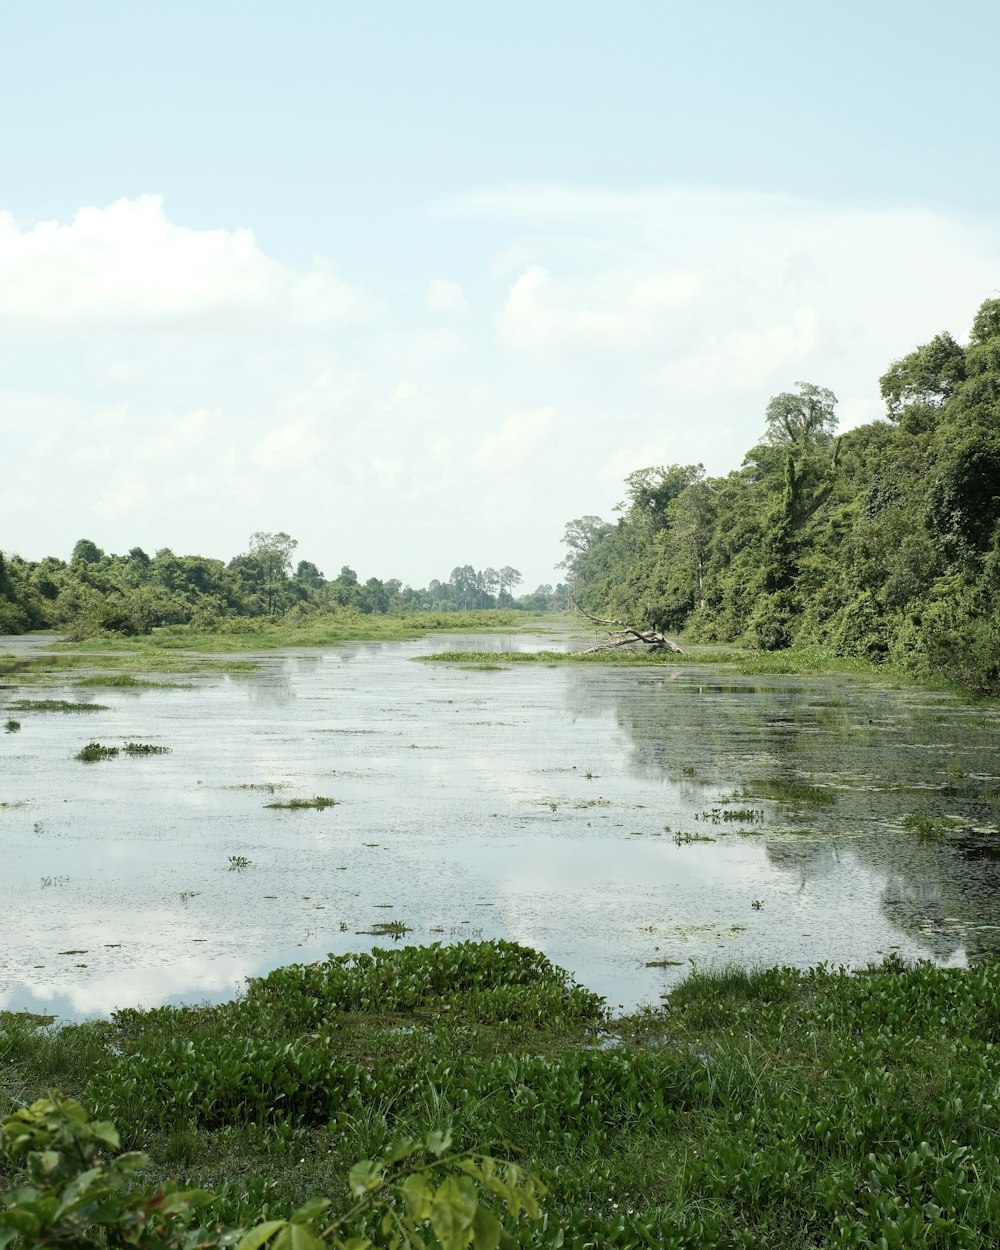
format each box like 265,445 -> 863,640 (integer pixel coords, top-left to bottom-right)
263,796 -> 339,810
5,943 -> 1000,1246
6,699 -> 109,712
75,674 -> 177,689
744,779 -> 837,806
418,645 -> 891,678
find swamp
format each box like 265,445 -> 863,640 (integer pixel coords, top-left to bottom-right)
3,622 -> 1000,1247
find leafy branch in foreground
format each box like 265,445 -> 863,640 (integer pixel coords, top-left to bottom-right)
0,1096 -> 540,1250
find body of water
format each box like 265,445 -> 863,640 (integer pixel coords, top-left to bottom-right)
2,632 -> 999,1018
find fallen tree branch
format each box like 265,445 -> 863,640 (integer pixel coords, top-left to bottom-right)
571,600 -> 684,654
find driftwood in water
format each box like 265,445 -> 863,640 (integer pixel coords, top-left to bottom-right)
573,604 -> 684,654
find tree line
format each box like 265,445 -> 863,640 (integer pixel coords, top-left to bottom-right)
0,532 -> 568,637
562,298 -> 1000,695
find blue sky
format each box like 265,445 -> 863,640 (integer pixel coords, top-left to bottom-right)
2,1 -> 999,588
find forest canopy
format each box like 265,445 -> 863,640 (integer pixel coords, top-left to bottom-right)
561,299 -> 1000,695
0,533 -> 564,640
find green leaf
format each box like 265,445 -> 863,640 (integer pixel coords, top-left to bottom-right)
290,1198 -> 330,1224
385,1137 -> 418,1164
273,1223 -> 325,1250
89,1121 -> 121,1151
401,1172 -> 433,1220
425,1128 -> 452,1158
431,1175 -> 479,1249
237,1219 -> 287,1250
471,1206 -> 502,1250
348,1159 -> 384,1197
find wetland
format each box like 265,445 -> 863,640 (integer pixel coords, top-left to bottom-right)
1,626 -> 999,1020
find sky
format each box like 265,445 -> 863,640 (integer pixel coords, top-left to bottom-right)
2,0 -> 1000,590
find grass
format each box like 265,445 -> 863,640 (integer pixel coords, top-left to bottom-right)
75,674 -> 180,689
264,796 -> 340,810
418,644 -> 892,678
4,942 -> 1000,1247
5,699 -> 109,712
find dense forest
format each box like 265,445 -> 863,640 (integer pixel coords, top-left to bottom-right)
562,298 -> 1000,695
0,534 -> 567,638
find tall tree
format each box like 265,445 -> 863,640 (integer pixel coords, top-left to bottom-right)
764,382 -> 838,448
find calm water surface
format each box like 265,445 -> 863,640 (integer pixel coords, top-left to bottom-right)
2,632 -> 999,1018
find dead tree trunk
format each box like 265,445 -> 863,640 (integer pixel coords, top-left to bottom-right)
572,603 -> 684,654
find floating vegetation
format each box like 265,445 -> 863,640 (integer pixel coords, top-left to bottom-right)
465,662 -> 507,671
902,811 -> 961,841
574,798 -> 611,809
696,806 -> 766,825
75,741 -> 119,761
124,741 -> 170,755
231,782 -> 288,793
644,958 -> 685,967
746,779 -> 837,805
228,855 -> 252,869
75,674 -> 171,688
4,719 -> 20,733
356,919 -> 413,939
7,699 -> 108,712
673,830 -> 715,845
264,795 -> 340,810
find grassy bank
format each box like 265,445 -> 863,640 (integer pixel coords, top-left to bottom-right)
3,941 -> 999,1247
418,644 -> 891,679
0,611 -> 553,683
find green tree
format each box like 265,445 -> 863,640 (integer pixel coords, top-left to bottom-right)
764,382 -> 838,448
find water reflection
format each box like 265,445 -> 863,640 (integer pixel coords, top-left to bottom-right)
1,637 -> 998,1019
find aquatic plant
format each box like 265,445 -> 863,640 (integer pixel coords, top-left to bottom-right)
356,920 -> 413,940
3,719 -> 19,733
10,944 -> 1000,1246
124,742 -> 171,755
264,796 -> 340,810
0,1096 -> 540,1250
7,699 -> 108,712
75,741 -> 120,761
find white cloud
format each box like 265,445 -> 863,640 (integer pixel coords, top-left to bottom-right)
426,279 -> 469,315
0,196 -> 379,331
474,406 -> 556,473
3,184 -> 999,589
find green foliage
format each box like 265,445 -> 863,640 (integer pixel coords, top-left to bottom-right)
0,1096 -> 540,1250
6,700 -> 108,713
75,741 -> 119,761
10,945 -> 1000,1247
563,297 -> 1000,697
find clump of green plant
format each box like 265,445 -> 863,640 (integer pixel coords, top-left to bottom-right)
75,741 -> 120,761
3,719 -> 20,733
0,1095 -> 541,1250
357,920 -> 413,940
124,741 -> 171,755
747,778 -> 837,805
7,699 -> 108,712
673,830 -> 714,845
228,855 -> 252,870
901,811 -> 957,841
264,796 -> 340,810
75,674 -> 170,688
